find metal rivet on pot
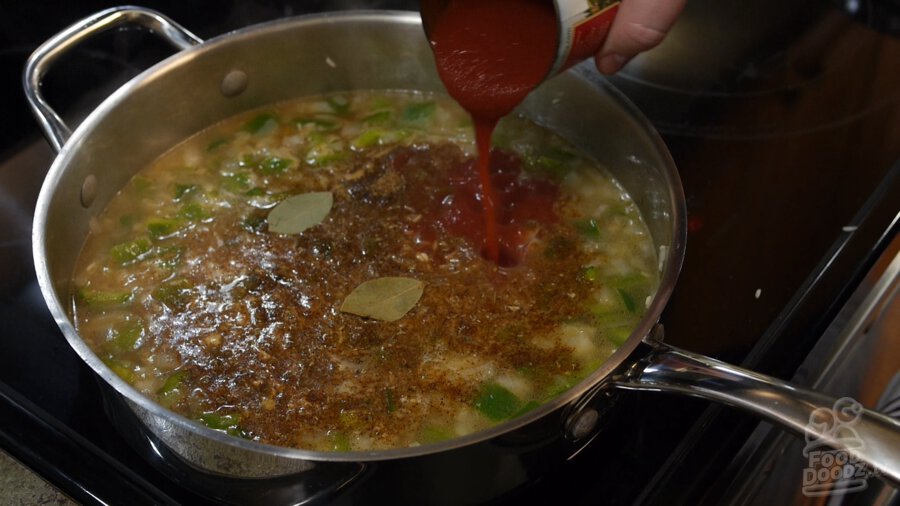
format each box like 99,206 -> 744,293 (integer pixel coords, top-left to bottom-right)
80,174 -> 97,208
567,408 -> 599,442
220,70 -> 248,97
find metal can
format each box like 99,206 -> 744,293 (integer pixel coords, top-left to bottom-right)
551,0 -> 621,74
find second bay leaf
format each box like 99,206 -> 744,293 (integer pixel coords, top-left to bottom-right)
340,277 -> 424,322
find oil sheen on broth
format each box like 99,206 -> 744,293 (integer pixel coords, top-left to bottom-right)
71,91 -> 657,451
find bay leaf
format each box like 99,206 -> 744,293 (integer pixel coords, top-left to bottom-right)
340,277 -> 424,322
267,192 -> 333,234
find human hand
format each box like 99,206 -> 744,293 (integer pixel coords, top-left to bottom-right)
596,0 -> 687,74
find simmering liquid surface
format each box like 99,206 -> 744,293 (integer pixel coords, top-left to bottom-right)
71,91 -> 657,451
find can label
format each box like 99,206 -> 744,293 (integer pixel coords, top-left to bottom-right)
551,0 -> 621,74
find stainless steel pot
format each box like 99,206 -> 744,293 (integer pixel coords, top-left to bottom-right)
26,7 -> 900,504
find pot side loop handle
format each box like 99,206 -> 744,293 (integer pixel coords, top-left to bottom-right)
613,335 -> 900,487
23,6 -> 203,153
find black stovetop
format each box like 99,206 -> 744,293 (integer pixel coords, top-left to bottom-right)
1,1 -> 898,504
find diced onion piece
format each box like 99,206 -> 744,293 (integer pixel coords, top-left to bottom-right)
493,373 -> 533,399
559,323 -> 599,364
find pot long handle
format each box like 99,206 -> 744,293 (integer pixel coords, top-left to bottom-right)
613,338 -> 900,487
23,6 -> 202,153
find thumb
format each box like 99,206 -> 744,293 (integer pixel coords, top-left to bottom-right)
596,0 -> 686,74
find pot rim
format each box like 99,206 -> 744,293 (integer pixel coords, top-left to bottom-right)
32,9 -> 686,463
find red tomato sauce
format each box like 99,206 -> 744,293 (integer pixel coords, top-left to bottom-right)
393,147 -> 559,267
428,0 -> 560,265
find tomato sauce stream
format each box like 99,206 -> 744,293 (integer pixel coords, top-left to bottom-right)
428,0 -> 560,265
